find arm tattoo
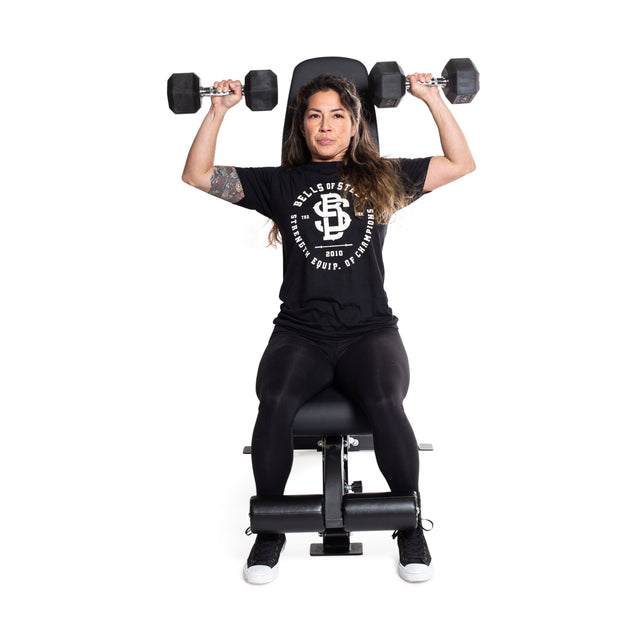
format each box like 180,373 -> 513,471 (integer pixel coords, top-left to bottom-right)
208,166 -> 245,203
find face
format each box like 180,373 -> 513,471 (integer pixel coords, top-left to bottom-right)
301,90 -> 356,162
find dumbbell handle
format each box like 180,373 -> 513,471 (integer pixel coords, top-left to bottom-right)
200,85 -> 245,98
405,77 -> 448,90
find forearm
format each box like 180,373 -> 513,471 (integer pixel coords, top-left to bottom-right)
182,106 -> 226,187
424,97 -> 475,173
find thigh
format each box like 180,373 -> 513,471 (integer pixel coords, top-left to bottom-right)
256,329 -> 334,404
334,328 -> 410,402
334,328 -> 420,493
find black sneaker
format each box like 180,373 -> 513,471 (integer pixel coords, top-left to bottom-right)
393,525 -> 434,583
242,533 -> 286,584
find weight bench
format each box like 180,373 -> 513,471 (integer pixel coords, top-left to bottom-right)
243,57 -> 432,556
244,386 -> 432,555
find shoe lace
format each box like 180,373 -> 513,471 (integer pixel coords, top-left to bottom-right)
392,517 -> 433,540
245,530 -> 285,566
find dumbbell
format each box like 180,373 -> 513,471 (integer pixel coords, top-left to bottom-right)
167,70 -> 278,114
369,58 -> 479,107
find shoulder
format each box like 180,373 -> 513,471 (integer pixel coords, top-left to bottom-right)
391,157 -> 432,193
235,165 -> 282,183
394,157 -> 432,175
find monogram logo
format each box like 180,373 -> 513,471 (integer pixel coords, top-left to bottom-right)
313,193 -> 352,241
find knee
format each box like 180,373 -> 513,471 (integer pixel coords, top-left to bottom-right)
366,393 -> 405,418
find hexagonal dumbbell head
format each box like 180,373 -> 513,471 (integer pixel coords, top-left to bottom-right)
167,73 -> 201,114
244,69 -> 278,111
369,61 -> 406,108
442,58 -> 480,104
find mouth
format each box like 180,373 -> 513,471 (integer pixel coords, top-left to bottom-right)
317,138 -> 334,145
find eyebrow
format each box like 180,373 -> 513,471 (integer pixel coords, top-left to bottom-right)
307,107 -> 346,113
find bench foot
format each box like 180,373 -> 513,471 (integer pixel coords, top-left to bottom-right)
310,529 -> 363,556
310,542 -> 363,556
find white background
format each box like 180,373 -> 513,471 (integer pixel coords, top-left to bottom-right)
2,0 -> 639,637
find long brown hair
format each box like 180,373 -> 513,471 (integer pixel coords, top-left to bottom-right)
268,74 -> 414,246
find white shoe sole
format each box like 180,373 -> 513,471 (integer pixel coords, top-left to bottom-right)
243,562 -> 279,585
398,562 -> 434,583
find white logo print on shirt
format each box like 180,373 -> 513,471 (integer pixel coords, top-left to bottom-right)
290,182 -> 374,271
313,193 -> 351,241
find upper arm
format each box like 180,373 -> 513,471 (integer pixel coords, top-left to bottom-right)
422,156 -> 476,192
207,166 -> 245,203
183,166 -> 245,204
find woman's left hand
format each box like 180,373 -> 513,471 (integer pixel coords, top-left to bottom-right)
406,73 -> 442,103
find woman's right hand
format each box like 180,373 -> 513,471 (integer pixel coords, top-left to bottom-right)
210,79 -> 243,113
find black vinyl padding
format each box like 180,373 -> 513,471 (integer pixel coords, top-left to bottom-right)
249,492 -> 418,533
291,386 -> 372,436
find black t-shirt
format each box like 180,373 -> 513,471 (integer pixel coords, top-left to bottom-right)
235,158 -> 430,338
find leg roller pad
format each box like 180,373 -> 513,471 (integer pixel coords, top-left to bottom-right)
343,492 -> 418,532
249,492 -> 417,533
250,495 -> 324,533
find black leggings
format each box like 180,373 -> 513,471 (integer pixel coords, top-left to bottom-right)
251,326 -> 420,497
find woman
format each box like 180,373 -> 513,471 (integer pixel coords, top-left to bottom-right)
182,70 -> 475,584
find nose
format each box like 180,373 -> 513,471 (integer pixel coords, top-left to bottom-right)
320,115 -> 331,131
